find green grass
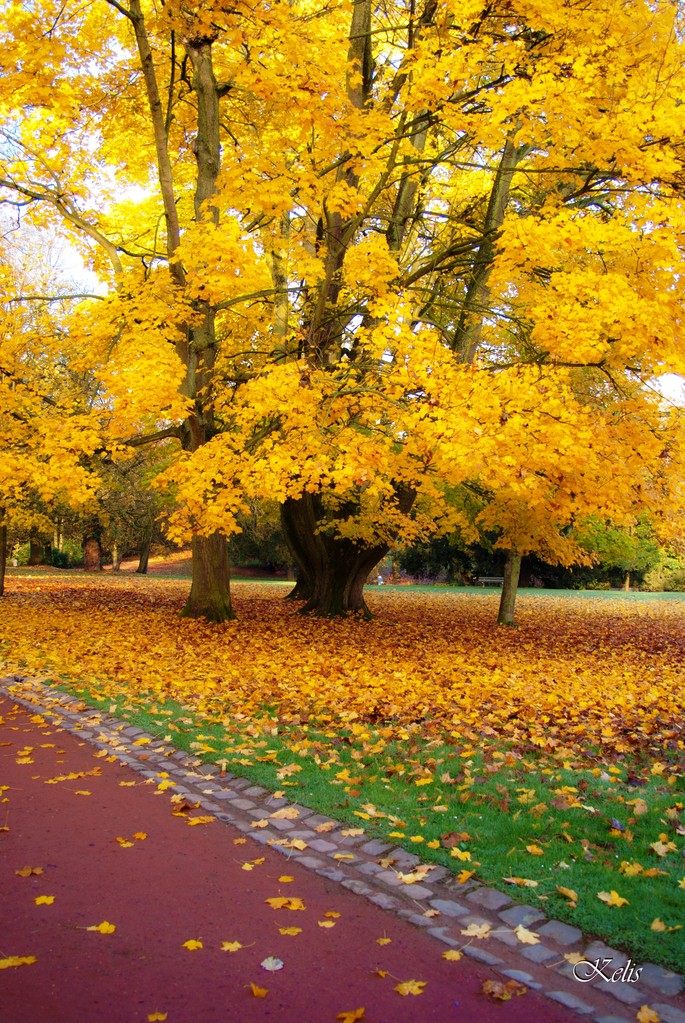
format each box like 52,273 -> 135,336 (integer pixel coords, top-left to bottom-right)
51,676 -> 685,974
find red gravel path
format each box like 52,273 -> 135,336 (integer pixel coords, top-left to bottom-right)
0,696 -> 578,1023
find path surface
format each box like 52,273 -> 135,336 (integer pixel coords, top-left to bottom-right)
1,682 -> 683,1023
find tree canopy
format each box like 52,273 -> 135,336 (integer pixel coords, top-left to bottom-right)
1,0 -> 684,617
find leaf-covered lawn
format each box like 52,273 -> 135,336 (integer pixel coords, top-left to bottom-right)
1,576 -> 684,970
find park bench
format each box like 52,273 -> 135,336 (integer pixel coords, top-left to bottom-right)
477,576 -> 504,586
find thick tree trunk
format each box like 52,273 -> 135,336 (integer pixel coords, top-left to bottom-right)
623,571 -> 631,591
83,518 -> 103,572
136,539 -> 151,575
0,521 -> 6,597
28,536 -> 43,566
181,532 -> 234,621
497,550 -> 521,625
281,490 -> 414,617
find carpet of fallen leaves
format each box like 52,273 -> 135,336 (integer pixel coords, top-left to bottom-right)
0,576 -> 684,764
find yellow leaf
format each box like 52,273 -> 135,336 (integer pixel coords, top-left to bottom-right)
34,896 -> 55,905
526,844 -> 544,856
442,950 -> 463,961
376,937 -> 391,945
278,876 -> 295,883
87,921 -> 116,934
250,983 -> 268,998
15,866 -> 44,877
182,939 -> 203,950
186,816 -> 215,826
279,927 -> 302,936
147,1014 -> 168,1022
265,897 -> 306,911
134,832 -> 147,841
597,890 -> 629,907
337,1010 -> 365,1022
514,925 -> 539,945
556,886 -> 578,903
0,956 -> 37,970
460,923 -> 492,939
221,941 -> 243,952
394,980 -> 426,996
270,806 -> 300,819
636,1007 -> 660,1023
318,920 -> 336,928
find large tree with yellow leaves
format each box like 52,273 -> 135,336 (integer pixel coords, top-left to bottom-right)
1,0 -> 684,620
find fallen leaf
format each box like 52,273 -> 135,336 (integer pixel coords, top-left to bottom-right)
279,927 -> 302,936
181,939 -> 203,950
250,983 -> 268,998
147,1014 -> 168,1022
514,925 -> 539,945
270,806 -> 299,820
376,937 -> 391,945
597,890 -> 629,907
394,980 -> 426,996
186,816 -> 215,826
483,979 -> 527,1000
315,822 -> 337,832
86,921 -> 116,934
318,920 -> 336,928
442,950 -> 463,961
278,876 -> 295,883
261,956 -> 284,972
460,923 -> 492,939
34,896 -> 55,905
265,897 -> 306,911
636,1008 -> 661,1023
15,866 -> 43,877
0,956 -> 37,970
221,941 -> 243,952
337,1009 -> 365,1022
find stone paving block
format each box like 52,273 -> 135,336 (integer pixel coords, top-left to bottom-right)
286,804 -> 314,819
389,850 -> 422,869
304,814 -> 338,830
243,785 -> 269,798
583,942 -> 629,969
396,909 -> 434,928
490,928 -> 521,949
425,927 -> 460,947
462,945 -> 504,967
537,920 -> 583,946
500,969 -> 542,990
229,798 -> 256,811
337,833 -> 368,848
465,886 -> 512,912
594,980 -> 644,1006
291,855 -> 326,870
639,964 -> 684,997
546,991 -> 594,1014
340,878 -> 374,897
361,839 -> 393,856
315,867 -> 347,883
395,883 -> 434,900
498,904 -> 547,928
308,838 -> 338,853
521,944 -> 561,965
650,1004 -> 685,1023
266,817 -> 296,832
367,892 -> 401,911
593,1016 -> 632,1023
428,898 -> 469,918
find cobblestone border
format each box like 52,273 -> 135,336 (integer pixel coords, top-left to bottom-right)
2,674 -> 684,1023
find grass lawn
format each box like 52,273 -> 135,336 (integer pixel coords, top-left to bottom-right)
1,572 -> 683,972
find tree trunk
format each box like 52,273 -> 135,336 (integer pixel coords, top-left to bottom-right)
28,536 -> 43,565
623,571 -> 631,591
111,543 -> 122,572
83,518 -> 103,572
0,521 -> 6,597
497,550 -> 522,626
136,538 -> 151,575
181,532 -> 234,621
281,490 -> 414,617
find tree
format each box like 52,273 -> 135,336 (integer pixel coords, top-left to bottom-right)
2,0 -> 685,621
